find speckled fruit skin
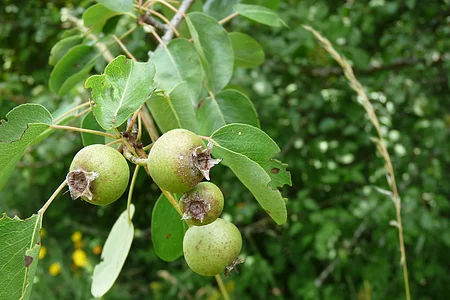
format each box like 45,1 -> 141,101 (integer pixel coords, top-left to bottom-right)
69,144 -> 130,205
183,218 -> 242,276
179,182 -> 224,226
148,129 -> 205,193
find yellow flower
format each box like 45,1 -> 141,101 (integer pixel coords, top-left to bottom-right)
39,246 -> 47,259
92,245 -> 103,255
49,262 -> 61,276
72,249 -> 88,267
71,231 -> 83,244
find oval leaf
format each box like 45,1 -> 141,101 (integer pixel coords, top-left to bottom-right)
49,35 -> 83,66
0,213 -> 42,300
186,12 -> 234,94
81,112 -> 106,146
91,204 -> 135,298
151,194 -> 186,262
197,89 -> 260,136
203,0 -> 238,20
85,55 -> 156,130
228,32 -> 265,68
96,0 -> 133,12
234,4 -> 284,27
210,124 -> 291,225
0,104 -> 53,190
83,3 -> 122,34
147,81 -> 199,134
150,38 -> 203,106
49,44 -> 98,97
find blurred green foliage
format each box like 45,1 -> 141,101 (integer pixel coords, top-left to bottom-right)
1,0 -> 450,299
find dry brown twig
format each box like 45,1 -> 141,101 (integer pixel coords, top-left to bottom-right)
302,25 -> 411,300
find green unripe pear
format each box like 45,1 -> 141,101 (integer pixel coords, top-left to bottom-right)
67,144 -> 130,206
179,182 -> 224,226
147,129 -> 221,193
183,218 -> 242,276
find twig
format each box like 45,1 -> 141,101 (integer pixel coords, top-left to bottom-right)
303,25 -> 411,300
159,0 -> 195,46
50,125 -> 117,139
140,105 -> 160,142
139,12 -> 167,31
218,12 -> 239,25
215,275 -> 230,300
38,180 -> 67,215
113,35 -> 137,61
66,14 -> 114,62
53,102 -> 91,124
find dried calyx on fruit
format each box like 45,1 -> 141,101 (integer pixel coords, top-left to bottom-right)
67,144 -> 130,206
148,129 -> 221,193
179,182 -> 224,226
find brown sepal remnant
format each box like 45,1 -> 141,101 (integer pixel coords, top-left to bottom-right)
192,142 -> 221,180
66,169 -> 99,201
180,192 -> 211,223
224,258 -> 244,277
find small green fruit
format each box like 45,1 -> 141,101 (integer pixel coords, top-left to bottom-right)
67,144 -> 130,206
183,218 -> 242,276
179,182 -> 224,226
148,129 -> 221,193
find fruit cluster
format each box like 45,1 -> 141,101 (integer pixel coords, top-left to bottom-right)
66,129 -> 243,277
148,129 -> 243,277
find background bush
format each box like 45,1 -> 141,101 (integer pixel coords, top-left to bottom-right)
1,0 -> 449,299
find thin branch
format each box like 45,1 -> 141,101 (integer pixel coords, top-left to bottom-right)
159,0 -> 195,47
140,105 -> 160,142
38,180 -> 67,215
139,12 -> 168,31
123,146 -> 148,166
113,35 -> 137,61
303,25 -> 411,300
66,14 -> 114,62
50,125 -> 118,139
53,102 -> 91,124
218,11 -> 239,25
156,0 -> 184,17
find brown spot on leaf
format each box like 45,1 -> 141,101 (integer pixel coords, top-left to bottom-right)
166,233 -> 172,239
265,209 -> 272,215
24,255 -> 33,267
270,168 -> 280,174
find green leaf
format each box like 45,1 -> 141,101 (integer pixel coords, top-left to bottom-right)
83,3 -> 122,34
197,89 -> 260,136
81,112 -> 106,146
150,38 -> 203,105
228,32 -> 265,68
210,123 -> 291,225
0,213 -> 43,300
85,55 -> 156,130
49,44 -> 98,97
49,35 -> 83,66
186,12 -> 234,94
91,204 -> 135,298
151,194 -> 186,262
234,4 -> 284,27
0,104 -> 53,190
96,0 -> 133,13
147,82 -> 199,134
203,0 -> 238,20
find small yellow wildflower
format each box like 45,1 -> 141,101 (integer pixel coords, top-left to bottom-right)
39,246 -> 47,259
92,245 -> 103,255
40,228 -> 46,238
71,231 -> 83,243
49,262 -> 61,276
72,249 -> 88,267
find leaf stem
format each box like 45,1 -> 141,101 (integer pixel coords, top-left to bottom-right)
215,274 -> 230,300
53,102 -> 91,124
142,143 -> 153,151
50,125 -> 118,139
198,135 -> 211,141
113,35 -> 137,61
140,106 -> 160,142
38,180 -> 67,215
127,165 -> 140,224
218,12 -> 239,25
160,188 -> 182,217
